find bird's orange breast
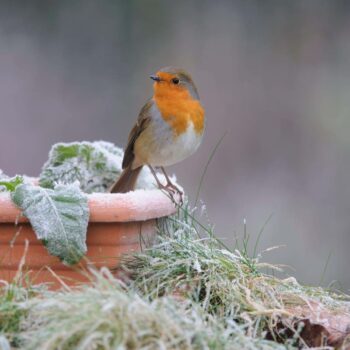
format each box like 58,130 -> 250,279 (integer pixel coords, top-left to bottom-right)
153,86 -> 205,136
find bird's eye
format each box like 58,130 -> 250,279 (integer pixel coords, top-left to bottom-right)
172,78 -> 179,85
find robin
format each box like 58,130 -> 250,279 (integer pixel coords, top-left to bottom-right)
110,67 -> 205,200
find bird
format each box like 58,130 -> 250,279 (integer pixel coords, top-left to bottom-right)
110,67 -> 205,201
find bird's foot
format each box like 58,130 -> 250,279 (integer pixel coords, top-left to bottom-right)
157,183 -> 183,206
165,183 -> 183,206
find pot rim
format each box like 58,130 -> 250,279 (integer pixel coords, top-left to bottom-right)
0,189 -> 177,223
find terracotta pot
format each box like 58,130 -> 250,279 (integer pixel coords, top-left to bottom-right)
0,190 -> 176,289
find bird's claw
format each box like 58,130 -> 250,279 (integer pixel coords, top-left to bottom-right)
165,184 -> 183,206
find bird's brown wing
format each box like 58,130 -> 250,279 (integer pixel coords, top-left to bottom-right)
122,99 -> 153,169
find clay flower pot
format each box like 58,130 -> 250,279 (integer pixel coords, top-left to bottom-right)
0,190 -> 176,289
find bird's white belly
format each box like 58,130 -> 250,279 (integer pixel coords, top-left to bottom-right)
153,122 -> 202,166
135,118 -> 203,167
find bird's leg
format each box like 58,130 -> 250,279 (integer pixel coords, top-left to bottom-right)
148,165 -> 182,204
148,165 -> 166,188
148,165 -> 176,195
160,167 -> 183,203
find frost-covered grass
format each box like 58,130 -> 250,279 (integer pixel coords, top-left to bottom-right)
1,204 -> 350,349
122,205 -> 350,347
2,271 -> 288,350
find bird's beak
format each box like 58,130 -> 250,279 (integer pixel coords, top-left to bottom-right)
150,75 -> 161,82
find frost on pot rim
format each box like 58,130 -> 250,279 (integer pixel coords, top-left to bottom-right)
0,190 -> 176,289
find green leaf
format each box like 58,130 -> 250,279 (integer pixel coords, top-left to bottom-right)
39,141 -> 124,193
12,184 -> 89,265
0,176 -> 23,192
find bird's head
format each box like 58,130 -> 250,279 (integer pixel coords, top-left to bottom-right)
150,67 -> 199,100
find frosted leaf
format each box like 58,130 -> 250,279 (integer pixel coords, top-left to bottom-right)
0,175 -> 23,192
39,141 -> 124,193
12,183 -> 89,265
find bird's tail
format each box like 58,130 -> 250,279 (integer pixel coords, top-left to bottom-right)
110,165 -> 142,193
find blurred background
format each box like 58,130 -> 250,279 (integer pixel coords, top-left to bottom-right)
0,1 -> 349,289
